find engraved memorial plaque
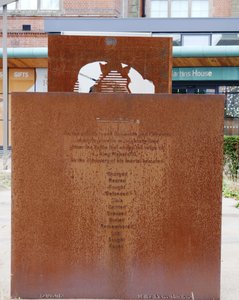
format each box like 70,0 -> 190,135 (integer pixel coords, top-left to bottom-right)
12,93 -> 224,300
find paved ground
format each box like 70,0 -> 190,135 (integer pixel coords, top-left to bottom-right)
221,197 -> 239,300
0,189 -> 239,300
0,190 -> 11,300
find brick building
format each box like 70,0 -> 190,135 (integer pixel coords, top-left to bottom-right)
0,0 -> 122,48
0,0 -> 238,47
148,0 -> 232,18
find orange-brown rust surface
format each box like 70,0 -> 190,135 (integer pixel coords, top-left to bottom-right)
11,93 -> 224,300
48,36 -> 172,93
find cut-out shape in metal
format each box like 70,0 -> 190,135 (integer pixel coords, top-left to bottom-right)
74,61 -> 155,94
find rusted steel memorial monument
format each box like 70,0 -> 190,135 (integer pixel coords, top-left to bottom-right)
11,36 -> 224,300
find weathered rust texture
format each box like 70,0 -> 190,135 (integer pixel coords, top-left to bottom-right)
48,36 -> 172,93
11,93 -> 224,300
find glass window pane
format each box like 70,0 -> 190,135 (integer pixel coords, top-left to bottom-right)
213,33 -> 239,46
20,0 -> 37,10
212,34 -> 222,46
36,69 -> 48,92
205,88 -> 216,94
151,0 -> 168,17
219,86 -> 226,94
40,0 -> 60,10
182,35 -> 210,46
171,0 -> 188,17
192,0 -> 209,17
7,3 -> 16,10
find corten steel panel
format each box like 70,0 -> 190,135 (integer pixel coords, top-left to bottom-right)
12,93 -> 224,300
48,36 -> 172,93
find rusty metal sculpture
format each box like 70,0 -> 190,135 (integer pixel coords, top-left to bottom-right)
48,36 -> 172,93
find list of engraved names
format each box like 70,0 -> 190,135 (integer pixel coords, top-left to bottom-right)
64,120 -> 169,251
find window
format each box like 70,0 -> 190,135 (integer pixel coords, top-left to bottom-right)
0,3 -> 15,10
40,0 -> 60,10
212,33 -> 239,46
3,0 -> 60,11
211,34 -> 222,46
171,0 -> 188,17
182,34 -> 210,46
151,0 -> 168,17
19,0 -> 37,10
150,0 -> 210,18
191,0 -> 209,17
7,2 -> 16,10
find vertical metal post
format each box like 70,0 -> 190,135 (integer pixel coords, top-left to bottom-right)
2,4 -> 8,170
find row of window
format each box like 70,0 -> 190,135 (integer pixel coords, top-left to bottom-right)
151,0 -> 209,18
3,0 -> 208,15
153,33 -> 239,46
3,0 -> 60,10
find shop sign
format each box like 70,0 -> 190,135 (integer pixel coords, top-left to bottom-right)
9,69 -> 35,92
173,67 -> 239,81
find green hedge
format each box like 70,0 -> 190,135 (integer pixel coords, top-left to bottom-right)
224,136 -> 239,181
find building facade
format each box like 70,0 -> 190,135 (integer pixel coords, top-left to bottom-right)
0,0 -> 238,48
1,1 -> 239,148
133,0 -> 234,18
148,0 -> 231,18
0,0 -> 123,48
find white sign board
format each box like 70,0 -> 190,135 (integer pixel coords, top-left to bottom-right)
0,0 -> 17,6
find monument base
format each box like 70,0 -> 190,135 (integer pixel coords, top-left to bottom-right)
12,92 -> 224,300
